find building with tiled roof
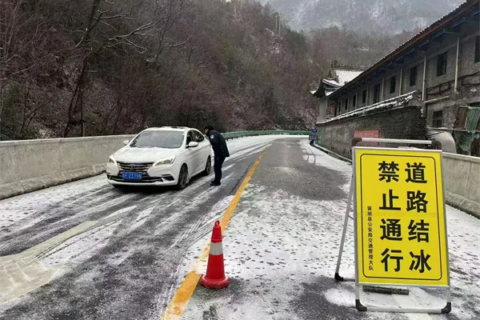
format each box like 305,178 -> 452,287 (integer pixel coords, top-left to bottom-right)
314,0 -> 480,157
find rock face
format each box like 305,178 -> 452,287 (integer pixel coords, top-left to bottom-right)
258,0 -> 464,33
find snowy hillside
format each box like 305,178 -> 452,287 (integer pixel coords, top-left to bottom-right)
258,0 -> 465,33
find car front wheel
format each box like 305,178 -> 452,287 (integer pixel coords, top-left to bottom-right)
203,156 -> 212,176
177,165 -> 188,190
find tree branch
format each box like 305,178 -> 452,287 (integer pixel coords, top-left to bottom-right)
108,22 -> 155,41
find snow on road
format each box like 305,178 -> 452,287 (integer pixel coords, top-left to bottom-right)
301,142 -> 480,320
0,135 -> 296,319
0,135 -> 280,232
1,135 -> 478,320
181,140 -> 480,320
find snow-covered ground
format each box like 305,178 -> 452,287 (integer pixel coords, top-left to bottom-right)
181,140 -> 480,320
0,135 -> 300,319
0,135 -> 281,232
1,135 -> 478,320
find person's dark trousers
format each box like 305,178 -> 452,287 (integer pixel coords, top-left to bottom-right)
213,155 -> 226,184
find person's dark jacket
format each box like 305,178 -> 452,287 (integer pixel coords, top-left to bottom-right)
207,130 -> 230,158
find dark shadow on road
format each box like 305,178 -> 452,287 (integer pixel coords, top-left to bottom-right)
251,139 -> 347,201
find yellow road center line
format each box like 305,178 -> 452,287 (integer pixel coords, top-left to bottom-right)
160,148 -> 268,320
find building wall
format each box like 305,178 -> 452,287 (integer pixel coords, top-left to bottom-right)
426,82 -> 480,129
329,27 -> 480,120
459,33 -> 480,77
317,97 -> 329,122
316,106 -> 427,159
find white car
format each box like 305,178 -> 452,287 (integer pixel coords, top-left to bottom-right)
106,127 -> 212,189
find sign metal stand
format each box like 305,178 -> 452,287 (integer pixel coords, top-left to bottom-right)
334,176 -> 355,282
334,137 -> 452,314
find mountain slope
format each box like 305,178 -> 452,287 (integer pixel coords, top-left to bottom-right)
258,0 -> 465,33
1,0 -> 319,140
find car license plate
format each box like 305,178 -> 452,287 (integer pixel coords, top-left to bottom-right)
122,172 -> 143,180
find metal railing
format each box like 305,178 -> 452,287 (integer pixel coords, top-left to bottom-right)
222,130 -> 310,140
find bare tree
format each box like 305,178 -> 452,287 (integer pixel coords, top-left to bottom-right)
63,0 -> 161,137
0,0 -> 55,139
2,0 -> 322,140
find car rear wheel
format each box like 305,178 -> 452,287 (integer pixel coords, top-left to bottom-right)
203,156 -> 212,176
177,165 -> 188,190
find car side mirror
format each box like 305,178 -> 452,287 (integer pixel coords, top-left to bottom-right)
187,141 -> 199,148
123,140 -> 129,146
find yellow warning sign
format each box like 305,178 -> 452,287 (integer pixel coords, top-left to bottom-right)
354,148 -> 449,287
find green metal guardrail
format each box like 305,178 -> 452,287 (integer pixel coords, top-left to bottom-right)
222,130 -> 310,140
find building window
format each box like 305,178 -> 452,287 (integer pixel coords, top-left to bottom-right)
432,111 -> 443,128
390,76 -> 396,94
373,83 -> 381,103
410,66 -> 418,87
353,95 -> 357,108
437,52 -> 448,76
362,90 -> 367,104
344,99 -> 348,111
475,36 -> 480,63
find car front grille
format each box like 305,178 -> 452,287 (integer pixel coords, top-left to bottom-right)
117,162 -> 153,172
113,162 -> 162,183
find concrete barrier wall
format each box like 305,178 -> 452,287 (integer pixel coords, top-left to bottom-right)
0,131 -> 309,200
2,134 -> 479,219
443,153 -> 480,218
0,135 -> 134,200
313,143 -> 480,218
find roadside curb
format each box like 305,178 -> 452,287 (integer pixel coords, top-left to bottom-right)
311,142 -> 352,164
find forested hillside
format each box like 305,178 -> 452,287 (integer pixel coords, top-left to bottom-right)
0,0 -> 414,140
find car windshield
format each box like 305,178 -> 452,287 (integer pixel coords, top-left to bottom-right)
129,131 -> 184,149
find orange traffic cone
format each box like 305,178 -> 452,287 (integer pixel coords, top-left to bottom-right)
201,220 -> 230,289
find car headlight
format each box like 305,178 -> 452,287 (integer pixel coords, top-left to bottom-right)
108,157 -> 117,164
154,157 -> 175,166
153,157 -> 175,167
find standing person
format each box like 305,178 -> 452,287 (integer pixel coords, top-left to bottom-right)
204,125 -> 230,186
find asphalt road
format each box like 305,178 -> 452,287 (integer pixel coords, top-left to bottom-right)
182,138 -> 360,320
0,137 -> 479,320
0,136 -> 278,320
181,139 -> 480,320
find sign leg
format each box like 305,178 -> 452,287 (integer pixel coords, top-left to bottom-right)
355,284 -> 367,311
335,176 -> 354,281
442,288 -> 452,314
